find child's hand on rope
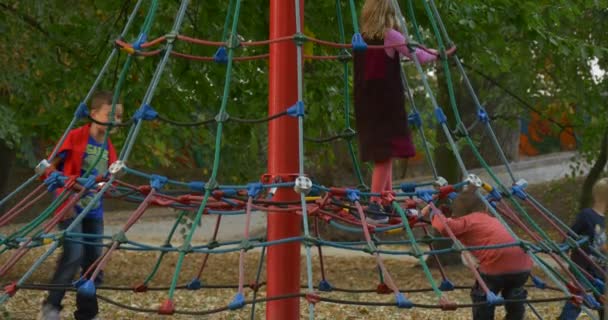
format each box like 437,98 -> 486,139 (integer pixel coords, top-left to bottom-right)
420,204 -> 431,217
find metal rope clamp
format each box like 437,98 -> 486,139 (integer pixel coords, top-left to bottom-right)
294,176 -> 312,195
35,159 -> 51,175
109,160 -> 126,178
466,174 -> 483,188
433,176 -> 449,189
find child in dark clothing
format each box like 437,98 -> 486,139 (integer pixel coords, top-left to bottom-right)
559,177 -> 607,320
39,91 -> 123,320
422,190 -> 533,320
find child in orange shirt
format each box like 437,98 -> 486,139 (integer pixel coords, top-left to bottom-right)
422,190 -> 533,320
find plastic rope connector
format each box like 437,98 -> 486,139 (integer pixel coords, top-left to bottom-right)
395,293 -> 414,308
133,283 -> 148,292
44,171 -> 66,192
345,188 -> 360,202
531,275 -> 546,289
305,292 -> 321,305
416,190 -> 434,203
511,185 -> 527,200
178,243 -> 192,253
132,33 -> 147,50
439,279 -> 455,291
228,292 -> 245,310
408,112 -> 422,128
3,282 -> 17,297
188,181 -> 205,192
211,46 -> 227,64
318,279 -> 333,292
247,182 -> 263,197
82,175 -> 97,190
434,107 -> 447,124
341,127 -> 356,140
486,292 -> 504,306
186,278 -> 202,290
400,183 -> 416,193
292,32 -> 307,46
77,280 -> 96,297
477,109 -> 489,124
351,33 -> 367,51
287,100 -> 305,117
488,188 -> 502,201
376,283 -> 391,294
112,231 -> 128,244
239,239 -> 254,252
165,31 -> 177,44
72,277 -> 87,289
337,49 -> 352,62
158,299 -> 175,315
214,111 -> 230,123
133,104 -> 158,121
74,102 -> 89,119
302,235 -> 317,247
447,192 -> 458,200
593,278 -> 605,293
150,174 -> 168,190
584,294 -> 601,309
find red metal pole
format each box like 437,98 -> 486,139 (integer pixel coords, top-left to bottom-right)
267,0 -> 303,319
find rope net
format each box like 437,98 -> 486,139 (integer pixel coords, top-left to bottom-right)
0,0 -> 605,319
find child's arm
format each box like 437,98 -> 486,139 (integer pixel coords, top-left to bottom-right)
384,29 -> 438,64
421,204 -> 467,236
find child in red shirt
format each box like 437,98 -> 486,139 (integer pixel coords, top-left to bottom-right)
422,190 -> 533,320
40,91 -> 123,320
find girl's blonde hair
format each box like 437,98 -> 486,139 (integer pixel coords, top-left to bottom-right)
361,0 -> 399,40
592,177 -> 608,203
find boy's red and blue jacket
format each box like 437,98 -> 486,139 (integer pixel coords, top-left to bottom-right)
50,124 -> 117,220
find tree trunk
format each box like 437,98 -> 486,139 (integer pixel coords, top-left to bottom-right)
579,129 -> 608,210
0,141 -> 16,211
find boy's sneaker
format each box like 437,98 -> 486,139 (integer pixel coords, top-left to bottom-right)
365,202 -> 389,225
38,304 -> 60,320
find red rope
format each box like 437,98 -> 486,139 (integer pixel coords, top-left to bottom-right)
195,215 -> 222,279
524,198 -> 607,278
353,201 -> 400,294
497,200 -> 589,293
0,184 -> 48,227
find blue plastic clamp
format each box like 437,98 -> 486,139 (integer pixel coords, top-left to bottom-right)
214,47 -> 228,64
287,100 -> 305,117
133,103 -> 158,121
228,292 -> 246,310
150,174 -> 168,190
351,33 -> 367,51
74,102 -> 89,119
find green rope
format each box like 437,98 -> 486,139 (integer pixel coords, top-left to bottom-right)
221,0 -> 236,42
394,204 -> 442,298
167,0 -> 239,300
335,0 -> 366,187
142,210 -> 186,285
347,0 -> 360,34
406,0 -> 423,43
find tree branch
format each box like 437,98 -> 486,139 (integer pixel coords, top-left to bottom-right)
0,2 -> 49,36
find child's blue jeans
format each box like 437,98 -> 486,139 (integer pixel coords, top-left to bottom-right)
46,217 -> 103,320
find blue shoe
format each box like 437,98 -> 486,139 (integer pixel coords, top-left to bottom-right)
365,203 -> 389,225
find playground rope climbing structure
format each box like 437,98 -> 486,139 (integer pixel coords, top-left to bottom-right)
0,0 -> 606,319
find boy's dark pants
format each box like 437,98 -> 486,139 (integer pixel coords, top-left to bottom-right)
46,218 -> 103,320
470,271 -> 530,320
